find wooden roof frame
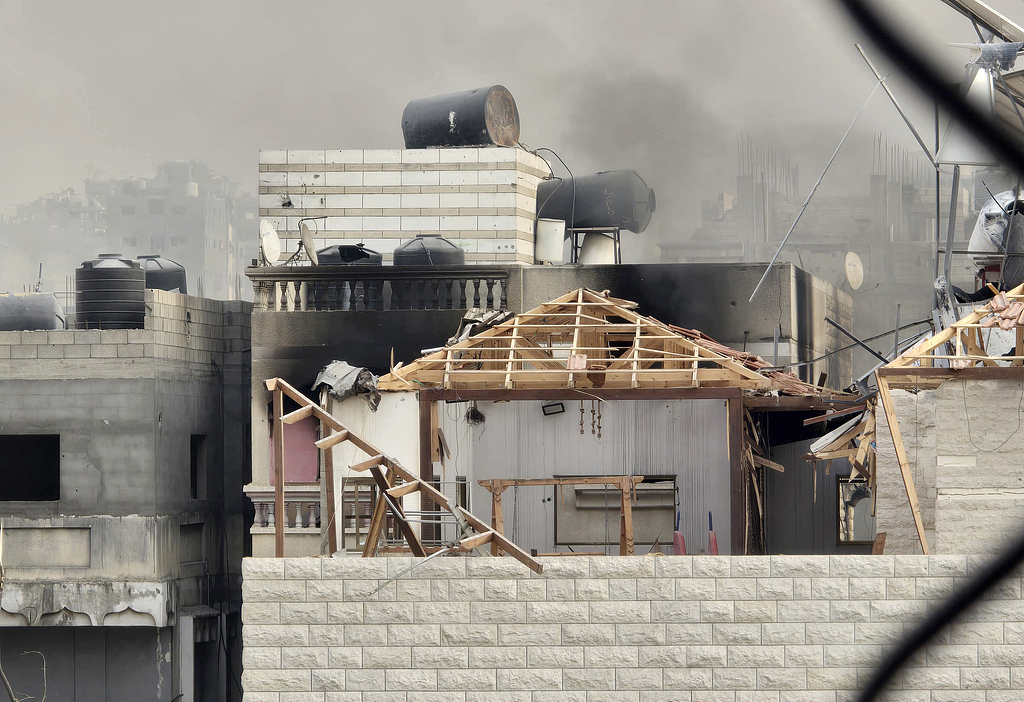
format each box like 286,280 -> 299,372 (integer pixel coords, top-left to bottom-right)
884,281 -> 1024,385
379,288 -> 778,391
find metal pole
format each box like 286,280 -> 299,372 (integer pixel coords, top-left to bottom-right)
945,165 -> 961,319
825,317 -> 890,365
749,81 -> 882,302
855,44 -> 937,167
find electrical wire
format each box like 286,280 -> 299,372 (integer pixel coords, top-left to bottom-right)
834,2 -> 1024,701
963,378 -> 1024,452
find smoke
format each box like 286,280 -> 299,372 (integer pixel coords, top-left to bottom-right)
554,70 -> 734,261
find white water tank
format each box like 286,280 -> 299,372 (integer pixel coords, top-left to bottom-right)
185,182 -> 199,197
535,218 -> 566,263
578,232 -> 617,264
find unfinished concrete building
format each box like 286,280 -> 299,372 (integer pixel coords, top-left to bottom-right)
0,289 -> 250,701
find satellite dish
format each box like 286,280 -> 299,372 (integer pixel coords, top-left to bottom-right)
845,251 -> 864,291
299,221 -> 319,266
260,221 -> 282,265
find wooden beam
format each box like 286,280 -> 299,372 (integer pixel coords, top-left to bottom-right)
458,508 -> 542,574
478,476 -> 645,490
349,455 -> 384,473
876,375 -> 930,554
281,405 -> 315,424
272,387 -> 285,558
314,430 -> 350,450
387,481 -> 422,498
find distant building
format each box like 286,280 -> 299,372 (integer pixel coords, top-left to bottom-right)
659,143 -> 978,355
0,162 -> 256,301
89,162 -> 257,300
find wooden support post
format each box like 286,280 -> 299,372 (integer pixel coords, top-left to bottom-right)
1016,327 -> 1023,366
619,478 -> 636,555
876,375 -> 929,554
272,387 -> 285,558
419,396 -> 438,545
362,470 -> 391,557
491,488 -> 505,557
727,392 -> 745,555
320,389 -> 338,555
368,464 -> 426,557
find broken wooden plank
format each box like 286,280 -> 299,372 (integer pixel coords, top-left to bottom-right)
752,455 -> 785,473
875,375 -> 929,554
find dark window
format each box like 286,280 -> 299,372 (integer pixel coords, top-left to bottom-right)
190,435 -> 207,500
0,435 -> 60,500
148,199 -> 165,216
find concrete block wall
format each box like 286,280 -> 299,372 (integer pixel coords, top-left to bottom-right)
258,148 -> 551,263
242,554 -> 1024,701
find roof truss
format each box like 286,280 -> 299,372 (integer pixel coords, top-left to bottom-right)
379,288 -> 775,391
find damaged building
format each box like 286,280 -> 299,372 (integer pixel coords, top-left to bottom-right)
0,276 -> 251,700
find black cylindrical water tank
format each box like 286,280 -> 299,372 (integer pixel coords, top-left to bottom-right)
316,244 -> 384,266
393,236 -> 466,266
536,170 -> 656,234
137,255 -> 187,294
75,254 -> 146,329
402,86 -> 520,149
0,293 -> 65,331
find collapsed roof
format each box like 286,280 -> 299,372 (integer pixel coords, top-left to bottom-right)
378,287 -> 842,396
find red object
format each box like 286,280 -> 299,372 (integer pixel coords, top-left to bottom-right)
672,532 -> 687,555
707,511 -> 719,555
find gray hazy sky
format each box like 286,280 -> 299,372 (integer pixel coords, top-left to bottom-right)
0,0 -> 1018,251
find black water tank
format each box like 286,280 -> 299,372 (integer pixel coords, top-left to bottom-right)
537,170 -> 656,234
0,293 -> 65,331
393,236 -> 466,266
316,243 -> 383,266
402,86 -> 520,149
137,255 -> 187,293
75,254 -> 146,329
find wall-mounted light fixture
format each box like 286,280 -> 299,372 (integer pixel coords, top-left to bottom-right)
542,402 -> 565,416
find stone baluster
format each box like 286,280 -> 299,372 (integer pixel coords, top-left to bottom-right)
458,280 -> 468,309
445,279 -> 455,309
485,278 -> 495,309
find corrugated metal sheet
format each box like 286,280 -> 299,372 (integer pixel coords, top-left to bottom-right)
764,440 -> 871,555
440,399 -> 731,555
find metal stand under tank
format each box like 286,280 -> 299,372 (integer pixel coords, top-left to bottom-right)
75,254 -> 146,330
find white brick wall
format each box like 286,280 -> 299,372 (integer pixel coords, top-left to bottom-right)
242,554 -> 1024,701
258,148 -> 551,264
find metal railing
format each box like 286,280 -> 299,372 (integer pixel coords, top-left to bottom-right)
246,265 -> 513,312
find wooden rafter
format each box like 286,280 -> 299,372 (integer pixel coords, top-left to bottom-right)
890,281 -> 1024,370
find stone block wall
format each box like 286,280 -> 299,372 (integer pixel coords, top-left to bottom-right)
258,148 -> 551,263
242,554 -> 1024,701
875,388 -> 937,555
875,379 -> 1024,556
